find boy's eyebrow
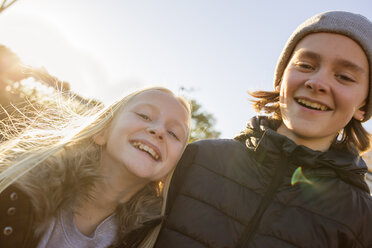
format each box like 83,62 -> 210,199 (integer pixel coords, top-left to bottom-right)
337,59 -> 366,74
295,50 -> 321,61
295,50 -> 366,74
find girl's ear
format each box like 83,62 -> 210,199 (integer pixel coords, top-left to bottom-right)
93,130 -> 108,145
353,101 -> 366,121
275,82 -> 281,92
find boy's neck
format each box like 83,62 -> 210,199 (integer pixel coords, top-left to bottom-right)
276,123 -> 333,152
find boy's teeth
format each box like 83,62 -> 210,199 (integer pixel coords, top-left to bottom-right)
133,142 -> 160,160
297,98 -> 328,111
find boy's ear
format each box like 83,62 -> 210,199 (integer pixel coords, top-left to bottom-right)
93,130 -> 108,145
353,101 -> 366,121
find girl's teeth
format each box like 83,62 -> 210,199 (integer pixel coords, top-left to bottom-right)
133,142 -> 160,160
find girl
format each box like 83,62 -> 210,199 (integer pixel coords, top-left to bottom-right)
0,86 -> 191,247
155,11 -> 372,247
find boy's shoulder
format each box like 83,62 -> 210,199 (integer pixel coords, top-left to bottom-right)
188,138 -> 245,151
181,138 -> 251,167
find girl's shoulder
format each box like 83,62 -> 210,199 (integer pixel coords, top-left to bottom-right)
0,184 -> 37,246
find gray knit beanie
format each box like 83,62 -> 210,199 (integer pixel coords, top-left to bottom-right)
274,11 -> 372,122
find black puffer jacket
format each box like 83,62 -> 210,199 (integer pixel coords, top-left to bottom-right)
155,116 -> 372,248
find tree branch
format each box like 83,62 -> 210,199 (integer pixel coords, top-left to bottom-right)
0,0 -> 18,14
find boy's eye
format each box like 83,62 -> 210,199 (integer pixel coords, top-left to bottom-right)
168,130 -> 179,141
136,113 -> 151,121
296,62 -> 314,70
337,74 -> 355,82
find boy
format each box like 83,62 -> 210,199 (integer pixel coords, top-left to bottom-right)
155,11 -> 372,248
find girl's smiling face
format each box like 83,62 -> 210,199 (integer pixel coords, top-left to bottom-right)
95,89 -> 190,182
277,32 -> 369,151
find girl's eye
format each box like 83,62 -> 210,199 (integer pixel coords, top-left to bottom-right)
136,113 -> 151,121
168,130 -> 179,141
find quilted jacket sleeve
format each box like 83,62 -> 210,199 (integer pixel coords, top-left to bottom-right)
165,143 -> 198,216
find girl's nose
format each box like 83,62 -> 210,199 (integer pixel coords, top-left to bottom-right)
147,126 -> 164,140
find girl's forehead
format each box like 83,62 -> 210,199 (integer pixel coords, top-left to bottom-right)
125,90 -> 190,122
129,90 -> 180,107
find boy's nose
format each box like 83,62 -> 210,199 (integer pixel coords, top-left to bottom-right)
304,76 -> 330,94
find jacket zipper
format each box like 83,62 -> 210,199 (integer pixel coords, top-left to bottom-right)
235,156 -> 287,248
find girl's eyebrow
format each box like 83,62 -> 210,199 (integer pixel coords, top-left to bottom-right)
296,50 -> 366,74
135,103 -> 156,110
135,103 -> 188,135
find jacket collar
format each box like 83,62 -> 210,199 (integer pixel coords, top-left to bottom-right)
235,116 -> 370,193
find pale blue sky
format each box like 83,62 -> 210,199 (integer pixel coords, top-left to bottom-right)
0,0 -> 371,137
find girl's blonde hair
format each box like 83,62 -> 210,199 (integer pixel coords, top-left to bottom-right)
249,90 -> 371,153
0,86 -> 191,246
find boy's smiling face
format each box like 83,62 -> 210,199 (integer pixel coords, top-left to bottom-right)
277,32 -> 369,151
